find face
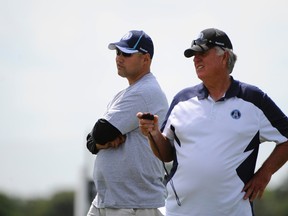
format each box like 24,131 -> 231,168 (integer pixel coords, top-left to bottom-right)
115,49 -> 148,84
193,47 -> 227,81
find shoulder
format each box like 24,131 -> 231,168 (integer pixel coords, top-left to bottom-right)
234,80 -> 268,106
173,83 -> 205,103
231,79 -> 283,117
132,73 -> 167,98
237,80 -> 264,95
137,73 -> 162,89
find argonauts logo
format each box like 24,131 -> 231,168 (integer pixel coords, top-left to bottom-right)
122,32 -> 133,40
197,32 -> 204,40
231,109 -> 241,119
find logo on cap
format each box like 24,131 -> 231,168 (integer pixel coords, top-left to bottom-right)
198,32 -> 204,40
121,32 -> 133,41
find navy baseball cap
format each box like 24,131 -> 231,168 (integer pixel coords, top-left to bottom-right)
184,28 -> 233,58
108,30 -> 154,59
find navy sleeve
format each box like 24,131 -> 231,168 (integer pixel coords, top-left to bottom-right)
86,119 -> 122,154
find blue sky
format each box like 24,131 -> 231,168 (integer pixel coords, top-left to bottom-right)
1,0 -> 287,198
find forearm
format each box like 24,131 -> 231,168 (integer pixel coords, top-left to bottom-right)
86,118 -> 123,154
148,130 -> 174,162
137,112 -> 174,162
243,141 -> 288,201
259,141 -> 288,175
92,118 -> 122,144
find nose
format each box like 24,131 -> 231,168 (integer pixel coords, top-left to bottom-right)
116,55 -> 124,63
193,55 -> 200,63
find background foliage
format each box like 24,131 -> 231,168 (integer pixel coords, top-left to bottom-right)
0,179 -> 287,216
0,191 -> 74,216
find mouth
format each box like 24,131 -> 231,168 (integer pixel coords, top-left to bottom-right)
196,65 -> 204,70
117,64 -> 124,70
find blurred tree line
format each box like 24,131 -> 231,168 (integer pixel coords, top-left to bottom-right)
0,179 -> 287,216
0,191 -> 73,216
254,181 -> 288,216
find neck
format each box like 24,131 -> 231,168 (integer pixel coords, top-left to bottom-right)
128,70 -> 150,85
205,76 -> 231,101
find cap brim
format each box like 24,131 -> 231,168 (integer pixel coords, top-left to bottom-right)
108,43 -> 139,54
184,45 -> 209,58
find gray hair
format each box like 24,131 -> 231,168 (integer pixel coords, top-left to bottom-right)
215,46 -> 237,74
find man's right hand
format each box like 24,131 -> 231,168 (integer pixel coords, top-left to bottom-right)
137,112 -> 159,137
96,134 -> 126,149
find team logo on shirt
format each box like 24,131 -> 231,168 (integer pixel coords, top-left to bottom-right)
231,109 -> 241,119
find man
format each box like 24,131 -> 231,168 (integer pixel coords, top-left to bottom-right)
86,30 -> 168,216
137,28 -> 288,216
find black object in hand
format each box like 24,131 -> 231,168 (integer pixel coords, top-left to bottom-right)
141,113 -> 154,120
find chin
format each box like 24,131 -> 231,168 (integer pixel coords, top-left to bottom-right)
117,71 -> 126,78
196,72 -> 204,79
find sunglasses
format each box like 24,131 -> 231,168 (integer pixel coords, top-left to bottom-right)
192,38 -> 226,51
116,49 -> 134,57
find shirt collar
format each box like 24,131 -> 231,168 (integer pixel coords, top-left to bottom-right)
197,76 -> 240,101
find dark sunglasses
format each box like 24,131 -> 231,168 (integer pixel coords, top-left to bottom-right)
116,49 -> 133,57
192,38 -> 225,51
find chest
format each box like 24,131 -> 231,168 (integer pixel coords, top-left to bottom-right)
169,97 -> 261,141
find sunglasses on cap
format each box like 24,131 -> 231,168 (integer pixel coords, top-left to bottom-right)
192,38 -> 226,51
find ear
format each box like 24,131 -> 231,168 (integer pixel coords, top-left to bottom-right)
143,53 -> 151,63
222,51 -> 229,66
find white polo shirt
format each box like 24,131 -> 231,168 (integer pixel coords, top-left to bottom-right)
162,77 -> 288,216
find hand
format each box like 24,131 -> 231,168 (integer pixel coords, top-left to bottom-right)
96,134 -> 126,150
137,112 -> 158,137
242,168 -> 271,202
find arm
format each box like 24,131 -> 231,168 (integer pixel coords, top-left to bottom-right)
96,134 -> 126,149
137,112 -> 174,162
86,118 -> 125,154
243,141 -> 288,201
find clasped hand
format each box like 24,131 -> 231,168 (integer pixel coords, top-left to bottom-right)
96,134 -> 126,150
